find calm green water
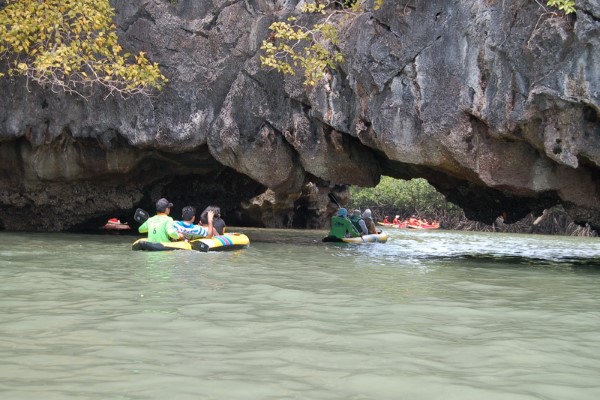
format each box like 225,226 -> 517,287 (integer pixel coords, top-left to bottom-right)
1,229 -> 599,400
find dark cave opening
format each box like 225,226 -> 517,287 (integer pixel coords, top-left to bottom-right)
69,167 -> 268,233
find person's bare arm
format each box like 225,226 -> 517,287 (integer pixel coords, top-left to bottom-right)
206,210 -> 214,239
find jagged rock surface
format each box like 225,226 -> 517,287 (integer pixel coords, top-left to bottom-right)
0,0 -> 598,231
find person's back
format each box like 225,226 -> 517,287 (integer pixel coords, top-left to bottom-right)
212,218 -> 226,235
350,209 -> 368,235
328,208 -> 360,239
362,209 -> 378,234
138,198 -> 181,243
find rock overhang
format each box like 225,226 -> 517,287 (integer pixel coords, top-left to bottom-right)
0,0 -> 598,232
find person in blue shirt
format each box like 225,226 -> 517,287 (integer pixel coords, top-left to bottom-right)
173,206 -> 214,240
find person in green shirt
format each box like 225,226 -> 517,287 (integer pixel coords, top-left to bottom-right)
138,198 -> 182,243
326,208 -> 361,240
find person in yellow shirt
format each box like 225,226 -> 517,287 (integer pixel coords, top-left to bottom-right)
138,198 -> 182,243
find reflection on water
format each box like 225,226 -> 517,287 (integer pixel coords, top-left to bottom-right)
1,229 -> 599,399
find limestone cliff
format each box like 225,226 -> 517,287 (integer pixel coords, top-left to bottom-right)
0,0 -> 598,231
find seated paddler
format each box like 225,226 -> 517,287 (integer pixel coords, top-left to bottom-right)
326,208 -> 361,240
174,206 -> 214,240
138,198 -> 182,243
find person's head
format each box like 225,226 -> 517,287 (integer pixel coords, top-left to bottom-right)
362,209 -> 372,219
200,205 -> 221,224
156,198 -> 173,213
352,209 -> 361,217
337,208 -> 348,218
181,206 -> 196,222
395,215 -> 400,219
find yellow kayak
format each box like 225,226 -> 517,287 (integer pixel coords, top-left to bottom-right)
132,233 -> 250,252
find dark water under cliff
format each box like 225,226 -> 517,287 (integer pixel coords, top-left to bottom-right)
1,229 -> 599,399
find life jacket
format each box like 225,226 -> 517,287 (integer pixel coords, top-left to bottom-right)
349,215 -> 362,232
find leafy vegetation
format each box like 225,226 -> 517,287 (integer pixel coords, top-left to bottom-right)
259,0 -> 386,86
260,2 -> 349,87
546,0 -> 576,14
349,176 -> 461,221
0,0 -> 168,97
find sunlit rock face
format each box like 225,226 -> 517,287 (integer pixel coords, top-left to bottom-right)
0,0 -> 598,231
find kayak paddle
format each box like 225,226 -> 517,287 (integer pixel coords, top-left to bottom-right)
328,193 -> 342,208
134,208 -> 150,224
190,241 -> 210,252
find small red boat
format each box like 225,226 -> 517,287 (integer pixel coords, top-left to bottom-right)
102,218 -> 131,231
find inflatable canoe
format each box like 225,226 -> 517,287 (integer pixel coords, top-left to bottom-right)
322,231 -> 388,243
102,218 -> 131,231
407,223 -> 440,229
132,233 -> 250,252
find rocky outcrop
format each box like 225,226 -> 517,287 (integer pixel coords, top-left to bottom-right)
0,0 -> 598,231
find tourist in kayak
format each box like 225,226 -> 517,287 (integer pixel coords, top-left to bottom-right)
138,198 -> 182,243
326,208 -> 361,240
350,209 -> 369,235
362,209 -> 378,234
392,215 -> 401,225
408,214 -> 420,226
382,216 -> 390,224
174,206 -> 214,240
200,205 -> 225,235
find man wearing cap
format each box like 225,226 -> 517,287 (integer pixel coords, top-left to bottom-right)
325,208 -> 361,240
138,198 -> 182,243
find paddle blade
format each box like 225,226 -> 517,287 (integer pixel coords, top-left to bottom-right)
134,208 -> 150,224
328,193 -> 341,208
190,239 -> 210,253
190,240 -> 210,252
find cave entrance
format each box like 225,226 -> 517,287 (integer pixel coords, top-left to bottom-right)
70,167 -> 268,233
346,176 -> 460,225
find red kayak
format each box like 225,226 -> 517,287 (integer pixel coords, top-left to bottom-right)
407,222 -> 440,229
101,218 -> 131,231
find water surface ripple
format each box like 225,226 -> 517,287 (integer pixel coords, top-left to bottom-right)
1,230 -> 599,400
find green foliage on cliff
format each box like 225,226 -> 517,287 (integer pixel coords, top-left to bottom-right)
260,1 -> 349,86
546,0 -> 576,14
0,0 -> 168,97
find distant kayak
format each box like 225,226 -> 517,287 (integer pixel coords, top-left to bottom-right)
407,222 -> 440,230
377,222 -> 407,229
102,218 -> 131,231
132,233 -> 250,252
323,231 -> 388,243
